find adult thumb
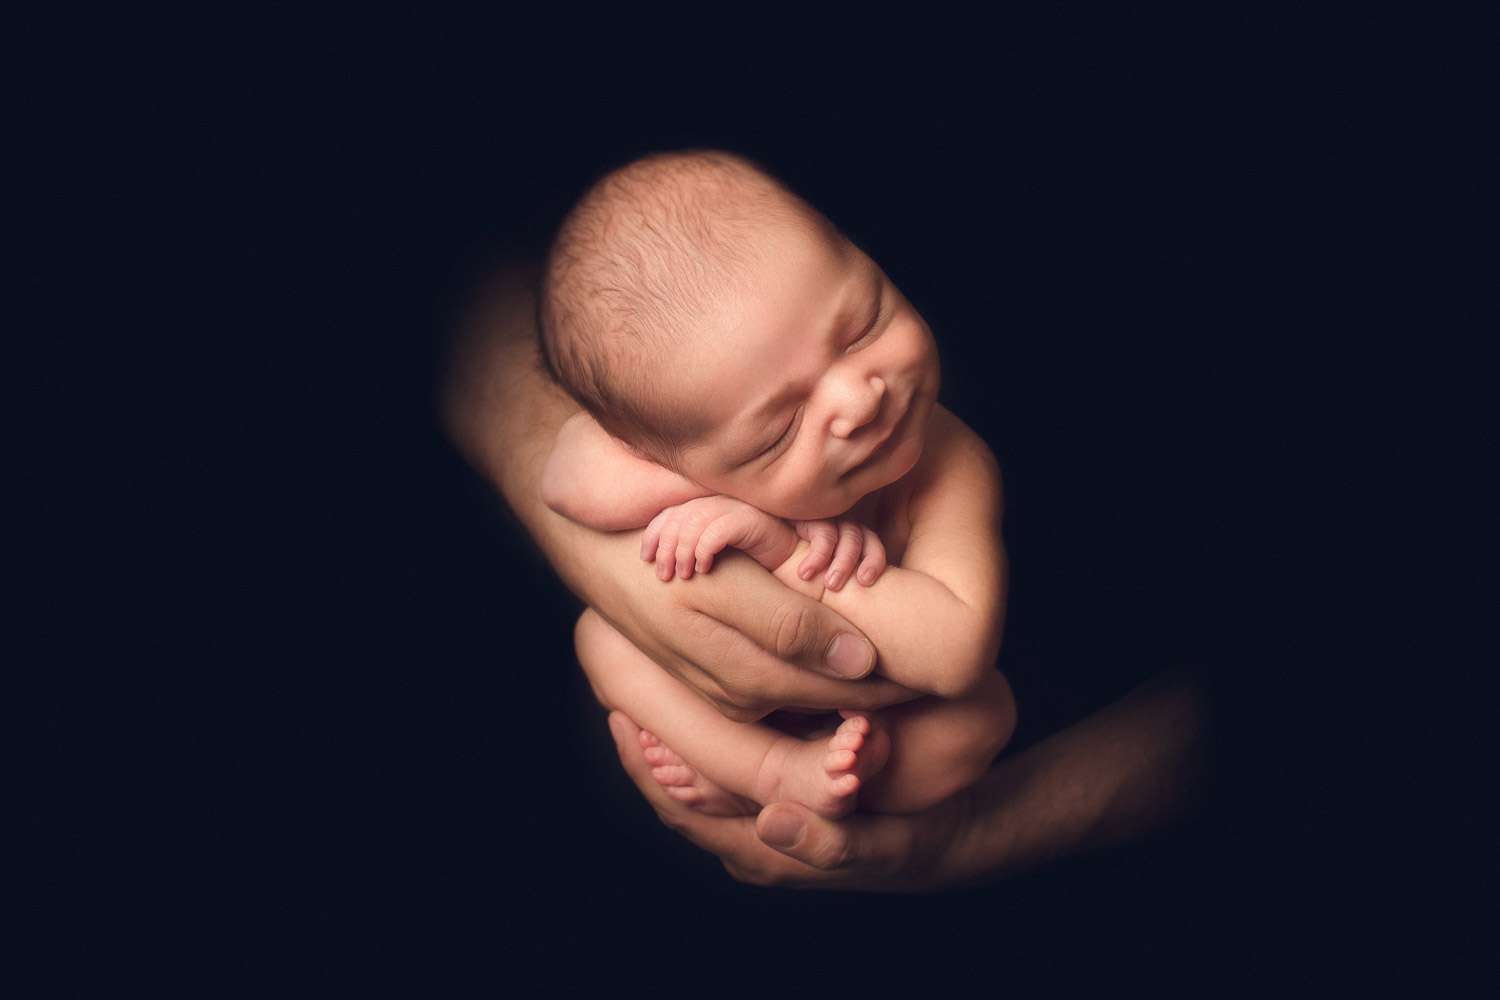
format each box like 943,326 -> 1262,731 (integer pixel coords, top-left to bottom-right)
755,802 -> 858,872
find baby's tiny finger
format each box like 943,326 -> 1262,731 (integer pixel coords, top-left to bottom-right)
799,521 -> 838,580
856,527 -> 887,585
642,509 -> 670,562
657,524 -> 681,581
825,521 -> 864,591
694,535 -> 718,576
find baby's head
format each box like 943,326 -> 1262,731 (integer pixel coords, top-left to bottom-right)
539,149 -> 940,520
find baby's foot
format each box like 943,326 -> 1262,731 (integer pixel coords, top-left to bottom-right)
754,712 -> 891,820
639,729 -> 757,817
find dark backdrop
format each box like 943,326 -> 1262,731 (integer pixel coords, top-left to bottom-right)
45,15 -> 1466,987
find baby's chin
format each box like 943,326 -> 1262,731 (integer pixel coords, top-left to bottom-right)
756,492 -> 851,522
766,485 -> 879,521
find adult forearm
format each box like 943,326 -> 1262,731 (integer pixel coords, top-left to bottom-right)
440,263 -> 595,590
942,668 -> 1210,886
819,566 -> 998,698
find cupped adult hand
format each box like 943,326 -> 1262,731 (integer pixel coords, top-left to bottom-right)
578,528 -> 922,723
606,710 -> 973,889
442,259 -> 922,725
606,671 -> 1212,891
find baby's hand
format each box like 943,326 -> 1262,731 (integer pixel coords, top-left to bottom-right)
791,518 -> 888,592
640,495 -> 795,581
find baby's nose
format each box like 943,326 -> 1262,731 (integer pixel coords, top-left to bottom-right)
830,376 -> 886,439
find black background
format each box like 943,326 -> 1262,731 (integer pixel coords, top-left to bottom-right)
30,11 -> 1480,988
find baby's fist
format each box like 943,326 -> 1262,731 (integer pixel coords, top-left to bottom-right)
791,518 -> 888,592
640,495 -> 777,581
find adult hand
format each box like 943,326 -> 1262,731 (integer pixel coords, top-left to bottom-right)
606,711 -> 971,889
583,532 -> 921,722
606,670 -> 1210,889
441,259 -> 922,724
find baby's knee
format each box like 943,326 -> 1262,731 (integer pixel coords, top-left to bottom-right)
976,670 -> 1019,758
909,678 -> 1018,807
572,607 -> 607,657
572,608 -> 621,708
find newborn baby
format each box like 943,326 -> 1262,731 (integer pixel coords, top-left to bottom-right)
540,149 -> 1016,818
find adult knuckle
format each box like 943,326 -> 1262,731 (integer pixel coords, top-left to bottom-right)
808,834 -> 853,871
717,684 -> 766,721
721,702 -> 761,724
733,859 -> 777,886
724,861 -> 766,886
769,600 -> 817,659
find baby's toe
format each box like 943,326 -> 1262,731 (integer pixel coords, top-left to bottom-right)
651,764 -> 695,787
658,747 -> 686,767
830,728 -> 865,753
664,786 -> 702,805
838,714 -> 871,737
824,748 -> 858,773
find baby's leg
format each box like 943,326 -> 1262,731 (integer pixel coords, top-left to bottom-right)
860,670 -> 1017,815
573,608 -> 889,819
633,727 -> 752,816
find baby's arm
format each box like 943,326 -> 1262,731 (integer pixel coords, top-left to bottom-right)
542,412 -> 881,586
815,404 -> 1007,699
541,411 -> 715,531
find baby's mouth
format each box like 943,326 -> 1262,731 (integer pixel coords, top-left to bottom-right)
845,396 -> 909,477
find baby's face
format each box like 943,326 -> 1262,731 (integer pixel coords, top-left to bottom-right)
672,220 -> 941,521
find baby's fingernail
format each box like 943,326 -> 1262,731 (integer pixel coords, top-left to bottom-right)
826,571 -> 842,589
800,566 -> 813,580
825,633 -> 874,678
859,569 -> 874,584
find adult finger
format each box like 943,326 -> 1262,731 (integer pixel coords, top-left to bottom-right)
607,713 -> 867,888
754,802 -> 918,887
688,554 -> 877,682
681,605 -> 919,715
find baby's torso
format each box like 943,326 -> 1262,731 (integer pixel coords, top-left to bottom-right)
844,479 -> 914,565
